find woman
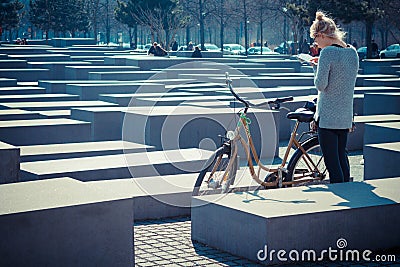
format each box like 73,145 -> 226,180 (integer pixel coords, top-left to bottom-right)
309,11 -> 359,183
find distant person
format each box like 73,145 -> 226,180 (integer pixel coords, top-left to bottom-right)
371,39 -> 378,58
22,38 -> 28,45
155,44 -> 168,56
191,46 -> 202,58
309,11 -> 359,184
15,38 -> 22,45
147,42 -> 168,56
171,40 -> 178,51
148,42 -> 158,56
264,41 -> 268,47
301,38 -> 309,53
187,41 -> 194,51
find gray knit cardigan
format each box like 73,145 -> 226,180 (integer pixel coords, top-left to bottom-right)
313,45 -> 359,129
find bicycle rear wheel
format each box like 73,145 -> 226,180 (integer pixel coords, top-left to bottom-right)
193,144 -> 238,196
286,137 -> 327,186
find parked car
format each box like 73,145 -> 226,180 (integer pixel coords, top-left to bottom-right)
204,43 -> 220,51
274,41 -> 297,54
223,44 -> 246,55
247,46 -> 278,55
380,44 -> 400,58
357,46 -> 367,60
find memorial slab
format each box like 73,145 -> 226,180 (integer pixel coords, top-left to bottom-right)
99,91 -> 201,106
363,92 -> 400,115
123,106 -> 280,158
0,141 -> 20,184
20,140 -> 153,162
66,83 -> 165,100
65,66 -> 140,80
0,69 -> 49,82
0,100 -> 117,111
192,178 -> 400,265
0,118 -> 92,145
364,142 -> 400,180
0,177 -> 133,267
20,148 -> 214,181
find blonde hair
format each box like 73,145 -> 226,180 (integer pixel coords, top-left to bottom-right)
310,11 -> 346,41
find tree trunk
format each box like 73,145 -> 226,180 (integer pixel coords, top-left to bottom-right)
260,20 -> 263,54
186,25 -> 190,46
220,0 -> 224,52
199,0 -> 205,51
365,20 -> 373,58
243,0 -> 248,56
134,24 -> 138,48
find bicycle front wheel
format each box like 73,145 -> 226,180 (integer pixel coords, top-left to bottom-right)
286,137 -> 327,185
193,144 -> 238,196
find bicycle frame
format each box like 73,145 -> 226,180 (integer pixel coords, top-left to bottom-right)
224,74 -> 326,188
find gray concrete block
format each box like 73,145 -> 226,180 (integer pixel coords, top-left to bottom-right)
51,37 -> 96,47
124,57 -> 239,70
347,115 -> 400,151
66,83 -> 165,100
20,140 -> 153,162
132,94 -> 245,107
245,59 -> 302,72
71,107 -> 126,140
356,74 -> 398,86
99,92 -> 201,106
241,76 -> 315,87
353,86 -> 400,95
39,79 -> 197,94
0,93 -> 79,103
0,177 -> 134,267
0,100 -> 117,111
363,78 -> 400,87
364,122 -> 400,146
0,69 -> 50,82
363,92 -> 400,115
364,142 -> 400,180
0,46 -> 54,55
88,70 -> 159,81
7,54 -> 71,62
379,65 -> 400,75
27,61 -> 91,80
86,173 -> 197,220
0,78 -> 17,87
0,109 -> 43,120
360,58 -> 400,74
20,148 -> 214,181
65,66 -> 139,80
123,106 -> 280,159
0,59 -> 27,68
176,51 -> 223,58
0,86 -> 46,95
0,118 -> 92,146
192,178 -> 400,265
0,141 -> 20,184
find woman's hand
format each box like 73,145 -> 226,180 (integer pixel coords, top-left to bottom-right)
310,57 -> 319,65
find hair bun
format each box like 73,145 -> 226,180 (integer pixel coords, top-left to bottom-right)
316,11 -> 324,21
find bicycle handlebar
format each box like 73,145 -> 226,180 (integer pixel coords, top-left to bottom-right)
225,72 -> 293,111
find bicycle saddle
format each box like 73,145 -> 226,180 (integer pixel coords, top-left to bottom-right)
287,108 -> 315,122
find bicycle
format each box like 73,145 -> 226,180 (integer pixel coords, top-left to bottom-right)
193,72 -> 335,196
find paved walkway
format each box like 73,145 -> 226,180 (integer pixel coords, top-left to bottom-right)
134,217 -> 399,267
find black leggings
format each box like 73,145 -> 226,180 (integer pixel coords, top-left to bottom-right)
318,127 -> 350,183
